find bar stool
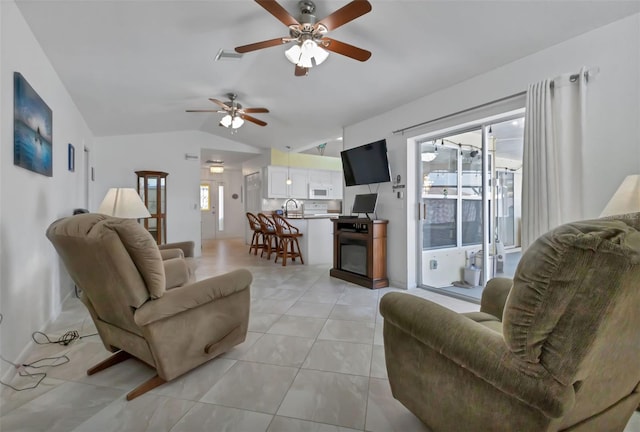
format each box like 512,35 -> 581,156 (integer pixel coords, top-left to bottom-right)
246,212 -> 265,255
272,214 -> 304,266
257,213 -> 278,259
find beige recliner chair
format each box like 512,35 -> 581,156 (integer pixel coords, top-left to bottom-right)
46,213 -> 251,400
381,213 -> 640,431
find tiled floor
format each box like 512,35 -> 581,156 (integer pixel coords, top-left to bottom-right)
1,238 -> 639,431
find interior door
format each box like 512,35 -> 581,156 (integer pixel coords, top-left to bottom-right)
201,180 -> 217,240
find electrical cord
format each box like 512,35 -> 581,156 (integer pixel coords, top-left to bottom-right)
0,313 -> 88,392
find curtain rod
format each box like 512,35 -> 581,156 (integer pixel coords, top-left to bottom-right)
392,67 -> 598,136
391,91 -> 526,135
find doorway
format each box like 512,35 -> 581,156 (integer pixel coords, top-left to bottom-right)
417,114 -> 524,301
201,180 -> 224,240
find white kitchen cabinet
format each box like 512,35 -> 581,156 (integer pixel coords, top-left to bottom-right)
266,166 -> 289,198
265,166 -> 308,199
289,168 -> 308,198
331,171 -> 344,199
308,169 -> 333,184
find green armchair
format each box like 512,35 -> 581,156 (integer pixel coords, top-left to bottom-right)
47,214 -> 251,400
381,213 -> 640,431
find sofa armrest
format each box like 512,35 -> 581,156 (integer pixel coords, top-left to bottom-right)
134,269 -> 252,326
480,277 -> 513,321
159,248 -> 184,261
380,292 -> 573,418
159,241 -> 194,258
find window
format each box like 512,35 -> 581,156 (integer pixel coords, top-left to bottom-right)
218,184 -> 224,231
200,184 -> 210,211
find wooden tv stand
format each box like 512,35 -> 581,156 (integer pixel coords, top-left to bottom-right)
330,218 -> 388,289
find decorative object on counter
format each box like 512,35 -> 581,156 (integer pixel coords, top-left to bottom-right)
97,188 -> 151,219
272,214 -> 304,266
14,72 -> 53,177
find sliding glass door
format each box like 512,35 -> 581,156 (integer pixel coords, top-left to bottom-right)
417,115 -> 524,301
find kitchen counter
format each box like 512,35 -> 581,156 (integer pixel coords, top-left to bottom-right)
284,214 -> 339,220
279,217 -> 334,265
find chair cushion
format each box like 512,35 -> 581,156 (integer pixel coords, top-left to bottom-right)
503,215 -> 640,384
107,218 -> 166,299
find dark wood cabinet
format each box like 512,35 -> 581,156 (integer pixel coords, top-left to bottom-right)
330,218 -> 388,289
136,170 -> 168,245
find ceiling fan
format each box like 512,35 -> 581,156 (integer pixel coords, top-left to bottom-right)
235,0 -> 372,76
186,93 -> 269,129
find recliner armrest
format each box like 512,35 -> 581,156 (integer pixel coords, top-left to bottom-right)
380,292 -> 573,419
163,257 -> 190,289
480,277 -> 513,321
134,269 -> 252,326
159,248 -> 184,261
159,241 -> 195,258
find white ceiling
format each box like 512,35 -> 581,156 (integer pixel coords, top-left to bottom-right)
16,0 -> 640,161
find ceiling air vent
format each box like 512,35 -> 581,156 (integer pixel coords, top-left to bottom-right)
215,49 -> 243,61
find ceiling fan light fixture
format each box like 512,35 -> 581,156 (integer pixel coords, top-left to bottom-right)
313,44 -> 329,65
231,116 -> 244,129
220,114 -> 232,128
285,44 -> 302,64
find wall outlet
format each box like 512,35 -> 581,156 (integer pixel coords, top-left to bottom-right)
429,259 -> 438,270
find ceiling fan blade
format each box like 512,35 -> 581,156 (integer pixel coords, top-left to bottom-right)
241,114 -> 267,127
322,38 -> 371,62
208,98 -> 231,110
255,0 -> 300,27
316,0 -> 372,32
185,109 -> 225,113
242,108 -> 269,113
235,37 -> 289,53
295,65 -> 309,76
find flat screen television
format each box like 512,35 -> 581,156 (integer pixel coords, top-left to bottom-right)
340,139 -> 391,186
352,193 -> 378,216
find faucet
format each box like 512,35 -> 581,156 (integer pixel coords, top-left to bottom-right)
284,199 -> 298,217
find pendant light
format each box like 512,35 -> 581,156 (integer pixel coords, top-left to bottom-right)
286,146 -> 292,185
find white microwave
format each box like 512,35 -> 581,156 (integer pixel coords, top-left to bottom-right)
308,183 -> 332,199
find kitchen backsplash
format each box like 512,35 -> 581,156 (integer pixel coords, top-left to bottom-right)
262,199 -> 342,213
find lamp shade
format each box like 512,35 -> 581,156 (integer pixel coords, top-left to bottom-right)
97,188 -> 151,218
600,175 -> 640,217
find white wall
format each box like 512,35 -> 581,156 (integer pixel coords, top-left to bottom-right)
344,14 -> 640,289
0,0 -> 94,368
93,130 -> 260,255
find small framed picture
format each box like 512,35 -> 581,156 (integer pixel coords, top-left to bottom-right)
68,143 -> 75,172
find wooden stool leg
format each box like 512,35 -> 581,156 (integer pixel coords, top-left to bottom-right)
295,238 -> 304,264
281,238 -> 288,267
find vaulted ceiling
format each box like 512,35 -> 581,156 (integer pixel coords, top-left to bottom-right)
16,0 -> 640,158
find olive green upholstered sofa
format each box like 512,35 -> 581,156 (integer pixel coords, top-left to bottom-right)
381,213 -> 640,431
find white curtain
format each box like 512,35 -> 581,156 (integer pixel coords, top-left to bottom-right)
521,67 -> 588,250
